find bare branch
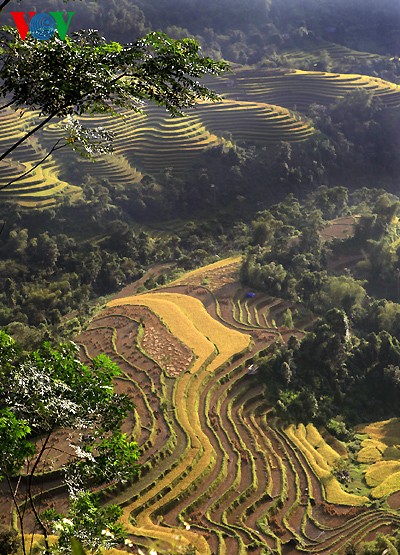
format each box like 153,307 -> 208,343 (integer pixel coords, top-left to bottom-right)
0,139 -> 66,191
0,112 -> 56,162
5,473 -> 27,555
26,430 -> 53,554
0,0 -> 14,12
0,98 -> 15,110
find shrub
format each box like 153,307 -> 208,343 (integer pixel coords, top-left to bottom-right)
0,527 -> 20,555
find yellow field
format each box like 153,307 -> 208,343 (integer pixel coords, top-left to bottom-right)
108,291 -> 250,373
169,255 -> 242,287
371,471 -> 400,498
365,461 -> 400,487
0,159 -> 80,207
357,419 -> 400,463
357,439 -> 387,463
356,419 -> 400,497
286,424 -> 368,505
323,478 -> 367,506
305,423 -> 342,466
220,67 -> 400,109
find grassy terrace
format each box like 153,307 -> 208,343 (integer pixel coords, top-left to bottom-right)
3,64 -> 400,206
59,100 -> 313,177
356,419 -> 400,498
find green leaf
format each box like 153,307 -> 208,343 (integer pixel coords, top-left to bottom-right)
70,537 -> 87,555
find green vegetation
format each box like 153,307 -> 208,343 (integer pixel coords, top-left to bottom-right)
0,330 -> 138,555
240,188 -> 400,428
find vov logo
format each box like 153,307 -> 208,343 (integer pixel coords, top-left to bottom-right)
10,11 -> 75,40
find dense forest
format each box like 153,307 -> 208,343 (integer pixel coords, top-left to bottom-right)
5,0 -> 399,65
240,187 -> 400,430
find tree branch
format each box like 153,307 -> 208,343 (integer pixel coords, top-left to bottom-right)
0,139 -> 66,191
0,0 -> 14,12
26,430 -> 53,555
0,98 -> 15,110
0,112 -> 56,162
5,473 -> 27,555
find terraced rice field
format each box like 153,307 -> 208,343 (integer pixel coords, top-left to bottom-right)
42,100 -> 314,174
2,60 -> 400,205
21,257 -> 389,555
213,67 -> 400,110
0,94 -> 315,205
279,40 -> 383,70
285,424 -> 368,506
0,109 -> 81,207
356,419 -> 400,500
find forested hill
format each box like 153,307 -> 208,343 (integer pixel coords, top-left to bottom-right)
2,0 -> 400,65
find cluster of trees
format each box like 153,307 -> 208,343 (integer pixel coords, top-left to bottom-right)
4,0 -> 399,69
307,90 -> 400,179
239,187 -> 400,431
241,187 -> 400,312
240,188 -> 337,303
263,309 -> 400,427
0,188 -> 246,346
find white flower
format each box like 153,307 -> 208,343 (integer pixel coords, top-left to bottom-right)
138,549 -> 146,555
149,550 -> 158,555
62,518 -> 73,526
73,445 -> 96,462
183,521 -> 190,530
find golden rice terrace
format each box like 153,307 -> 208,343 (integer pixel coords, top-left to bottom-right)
70,258 -> 400,555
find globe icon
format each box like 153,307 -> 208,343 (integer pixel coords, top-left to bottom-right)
29,13 -> 57,40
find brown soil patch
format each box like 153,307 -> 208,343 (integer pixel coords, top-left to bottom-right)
178,261 -> 240,291
320,216 -> 360,242
86,303 -> 194,377
388,490 -> 400,510
141,319 -> 194,377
